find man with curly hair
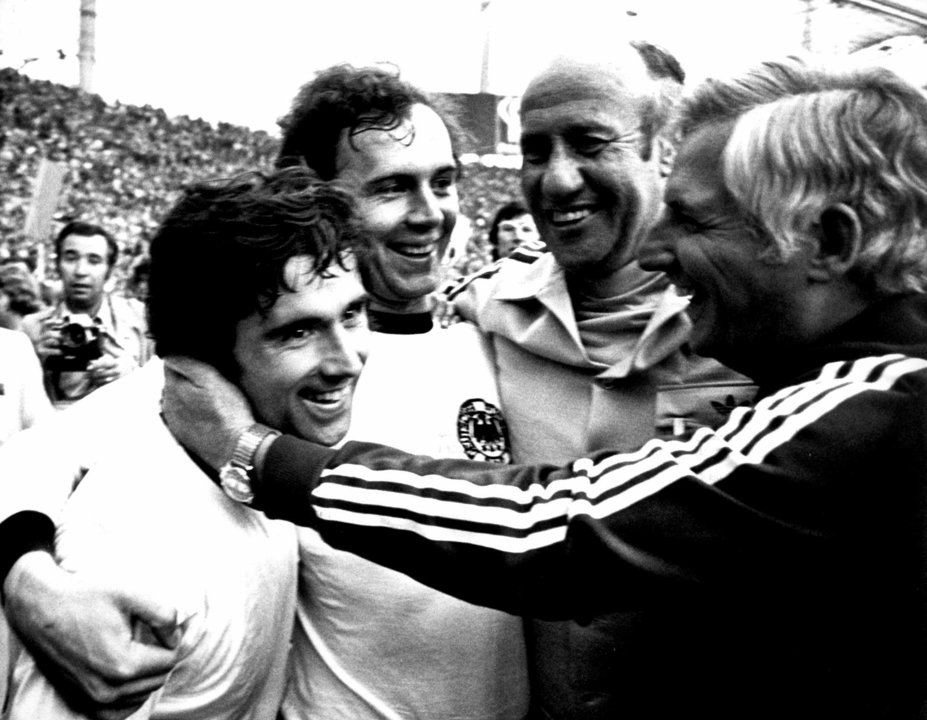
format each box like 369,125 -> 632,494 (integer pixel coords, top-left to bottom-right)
0,66 -> 527,720
5,167 -> 370,719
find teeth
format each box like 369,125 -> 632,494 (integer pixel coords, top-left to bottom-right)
393,244 -> 434,258
550,208 -> 592,224
301,387 -> 348,404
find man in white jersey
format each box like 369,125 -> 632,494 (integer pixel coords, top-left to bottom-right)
269,64 -> 527,720
0,66 -> 526,719
4,168 -> 370,719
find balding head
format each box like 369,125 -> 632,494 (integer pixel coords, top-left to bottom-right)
521,40 -> 684,149
515,40 -> 685,285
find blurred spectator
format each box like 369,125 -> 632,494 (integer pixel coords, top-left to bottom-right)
21,221 -> 152,408
124,255 -> 150,303
38,277 -> 62,307
0,288 -> 21,330
0,258 -> 44,317
487,200 -> 542,260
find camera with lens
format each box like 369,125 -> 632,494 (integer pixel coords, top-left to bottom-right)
49,313 -> 103,371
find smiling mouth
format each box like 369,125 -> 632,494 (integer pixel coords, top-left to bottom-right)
390,243 -> 436,259
299,385 -> 351,406
547,207 -> 595,227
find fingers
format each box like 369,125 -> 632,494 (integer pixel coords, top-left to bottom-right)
430,295 -> 463,329
37,329 -> 62,359
54,671 -> 164,720
121,589 -> 182,650
162,355 -> 221,386
24,635 -> 169,719
4,555 -> 181,715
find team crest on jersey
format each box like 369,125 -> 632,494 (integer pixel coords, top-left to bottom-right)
457,398 -> 510,464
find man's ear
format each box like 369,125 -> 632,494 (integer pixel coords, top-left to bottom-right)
656,136 -> 676,178
808,203 -> 862,282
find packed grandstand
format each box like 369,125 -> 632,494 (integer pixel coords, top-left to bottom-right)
0,67 -> 523,288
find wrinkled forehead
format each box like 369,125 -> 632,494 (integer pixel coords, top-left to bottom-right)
520,48 -> 651,114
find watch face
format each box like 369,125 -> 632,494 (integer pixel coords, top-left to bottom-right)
219,465 -> 254,505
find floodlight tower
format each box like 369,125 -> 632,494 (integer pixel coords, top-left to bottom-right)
78,0 -> 96,92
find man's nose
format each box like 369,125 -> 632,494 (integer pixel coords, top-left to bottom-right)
541,145 -> 583,198
407,185 -> 443,228
73,258 -> 91,275
320,326 -> 365,378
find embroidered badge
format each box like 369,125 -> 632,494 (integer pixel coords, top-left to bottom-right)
457,398 -> 510,464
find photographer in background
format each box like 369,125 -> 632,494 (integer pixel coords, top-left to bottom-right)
22,222 -> 152,408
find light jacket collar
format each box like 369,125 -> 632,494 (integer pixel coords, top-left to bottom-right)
484,254 -> 692,378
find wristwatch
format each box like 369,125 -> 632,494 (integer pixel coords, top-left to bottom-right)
218,423 -> 280,505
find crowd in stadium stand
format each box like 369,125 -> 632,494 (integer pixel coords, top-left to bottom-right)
0,67 -> 522,288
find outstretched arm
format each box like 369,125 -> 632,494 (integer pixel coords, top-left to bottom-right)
163,355 -> 909,624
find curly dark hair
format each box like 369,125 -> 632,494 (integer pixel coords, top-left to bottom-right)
147,166 -> 362,378
275,64 -> 464,178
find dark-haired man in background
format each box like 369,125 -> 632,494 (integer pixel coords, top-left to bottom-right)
23,221 -> 151,407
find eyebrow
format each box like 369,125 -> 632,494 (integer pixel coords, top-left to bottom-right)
264,294 -> 370,339
63,249 -> 104,259
364,163 -> 458,187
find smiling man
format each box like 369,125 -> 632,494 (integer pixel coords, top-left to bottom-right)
22,222 -> 151,408
166,56 -> 927,720
448,40 -> 752,465
0,65 -> 523,720
271,65 -> 527,720
6,167 -> 369,719
444,40 -> 752,719
333,102 -> 457,316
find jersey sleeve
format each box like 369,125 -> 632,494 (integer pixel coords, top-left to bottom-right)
257,354 -> 925,620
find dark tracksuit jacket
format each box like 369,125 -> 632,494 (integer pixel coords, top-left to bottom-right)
257,293 -> 927,720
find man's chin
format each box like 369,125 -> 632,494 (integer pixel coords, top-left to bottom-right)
296,418 -> 352,448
